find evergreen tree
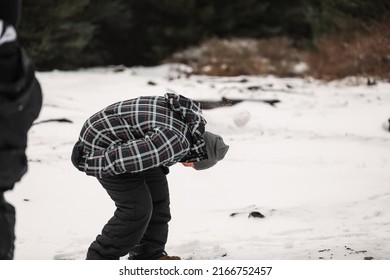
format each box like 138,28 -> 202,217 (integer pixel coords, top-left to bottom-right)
301,0 -> 390,40
19,0 -> 93,70
19,0 -> 130,70
17,0 -> 390,69
83,0 -> 132,66
126,0 -> 270,65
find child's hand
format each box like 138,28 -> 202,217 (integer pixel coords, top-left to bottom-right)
181,162 -> 195,168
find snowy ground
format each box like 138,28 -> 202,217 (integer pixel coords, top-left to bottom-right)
5,65 -> 390,260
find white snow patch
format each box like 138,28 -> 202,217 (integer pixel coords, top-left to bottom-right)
5,65 -> 390,260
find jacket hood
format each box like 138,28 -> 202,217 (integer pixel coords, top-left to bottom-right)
165,92 -> 207,161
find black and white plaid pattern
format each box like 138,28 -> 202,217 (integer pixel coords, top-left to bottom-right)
77,93 -> 207,177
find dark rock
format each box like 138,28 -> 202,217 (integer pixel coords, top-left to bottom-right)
318,249 -> 330,253
364,256 -> 374,260
229,213 -> 239,217
147,80 -> 157,86
33,118 -> 73,126
388,118 -> 390,132
112,65 -> 126,73
356,250 -> 367,254
367,78 -> 377,86
198,97 -> 281,110
247,86 -> 261,91
248,211 -> 265,219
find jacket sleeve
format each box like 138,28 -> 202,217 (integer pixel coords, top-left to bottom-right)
82,127 -> 188,177
0,23 -> 42,190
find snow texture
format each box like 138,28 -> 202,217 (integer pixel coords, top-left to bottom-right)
5,64 -> 390,260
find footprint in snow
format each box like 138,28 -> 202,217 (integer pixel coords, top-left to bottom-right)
53,250 -> 86,260
172,240 -> 228,260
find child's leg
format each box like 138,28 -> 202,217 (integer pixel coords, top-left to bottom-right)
86,173 -> 152,260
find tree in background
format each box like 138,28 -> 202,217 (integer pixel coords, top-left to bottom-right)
19,0 -> 131,70
19,0 -> 92,70
302,0 -> 390,40
18,0 -> 390,71
124,0 -> 271,65
83,0 -> 132,67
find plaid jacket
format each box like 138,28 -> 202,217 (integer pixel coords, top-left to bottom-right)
76,93 -> 207,178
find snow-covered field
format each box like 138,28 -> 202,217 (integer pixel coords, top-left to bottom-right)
5,65 -> 390,260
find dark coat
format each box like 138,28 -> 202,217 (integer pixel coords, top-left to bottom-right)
0,46 -> 42,190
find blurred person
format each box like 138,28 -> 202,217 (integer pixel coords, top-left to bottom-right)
0,0 -> 42,259
71,93 -> 229,260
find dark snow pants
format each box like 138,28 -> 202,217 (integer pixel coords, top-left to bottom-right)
86,167 -> 171,260
0,193 -> 15,260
